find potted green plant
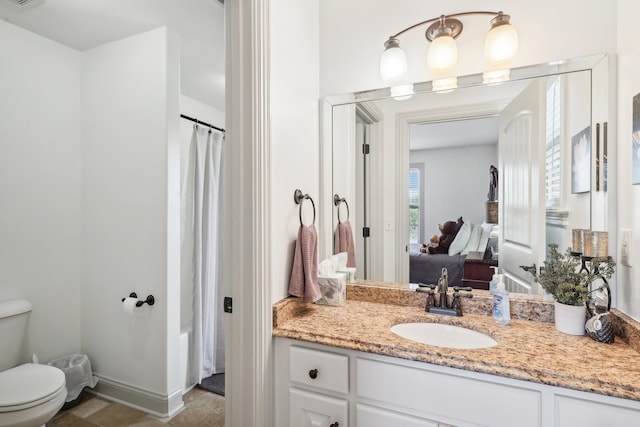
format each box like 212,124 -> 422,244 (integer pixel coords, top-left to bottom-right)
523,244 -> 615,335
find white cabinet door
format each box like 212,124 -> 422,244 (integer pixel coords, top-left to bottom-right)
290,387 -> 348,427
356,403 -> 437,427
555,395 -> 640,426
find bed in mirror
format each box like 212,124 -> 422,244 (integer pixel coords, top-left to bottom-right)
320,54 -> 615,297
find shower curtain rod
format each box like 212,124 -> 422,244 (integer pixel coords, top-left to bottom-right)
180,114 -> 226,133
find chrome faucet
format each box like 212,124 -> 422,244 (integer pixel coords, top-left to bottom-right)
437,268 -> 449,308
417,268 -> 473,316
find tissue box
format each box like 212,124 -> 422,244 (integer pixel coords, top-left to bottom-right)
315,272 -> 347,306
337,267 -> 357,284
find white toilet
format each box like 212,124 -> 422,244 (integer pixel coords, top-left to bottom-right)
0,299 -> 67,427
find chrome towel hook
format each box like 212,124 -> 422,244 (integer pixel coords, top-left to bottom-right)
333,194 -> 350,223
294,189 -> 316,226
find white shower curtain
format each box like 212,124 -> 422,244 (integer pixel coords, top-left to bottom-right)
182,125 -> 225,383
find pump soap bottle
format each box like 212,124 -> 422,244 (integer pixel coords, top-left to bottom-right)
492,275 -> 511,325
489,267 -> 500,294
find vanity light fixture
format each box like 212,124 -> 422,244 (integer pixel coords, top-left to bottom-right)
390,83 -> 414,100
380,11 -> 518,88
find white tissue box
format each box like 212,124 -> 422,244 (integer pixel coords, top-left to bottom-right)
337,267 -> 356,284
316,272 -> 347,306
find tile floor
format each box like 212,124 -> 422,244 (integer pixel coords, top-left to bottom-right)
48,388 -> 224,427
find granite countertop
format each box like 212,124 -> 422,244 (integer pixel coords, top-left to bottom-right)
272,282 -> 640,402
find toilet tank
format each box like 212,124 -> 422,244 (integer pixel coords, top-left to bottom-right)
0,299 -> 32,371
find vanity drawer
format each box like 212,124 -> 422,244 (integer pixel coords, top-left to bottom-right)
289,345 -> 349,394
356,403 -> 437,427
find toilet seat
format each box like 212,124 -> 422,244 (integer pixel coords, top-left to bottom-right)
0,363 -> 66,412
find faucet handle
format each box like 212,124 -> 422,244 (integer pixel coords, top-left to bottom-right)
453,292 -> 473,299
417,283 -> 437,290
453,286 -> 473,292
451,292 -> 473,311
422,289 -> 436,311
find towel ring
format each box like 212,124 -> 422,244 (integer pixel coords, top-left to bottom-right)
333,194 -> 350,223
294,189 -> 316,226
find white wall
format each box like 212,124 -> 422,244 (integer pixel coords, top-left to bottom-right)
270,0 -> 320,303
81,27 -> 182,406
180,95 -> 225,131
565,72 -> 592,232
319,0 -> 616,97
410,144 -> 497,241
616,0 -> 640,321
0,21 -> 82,363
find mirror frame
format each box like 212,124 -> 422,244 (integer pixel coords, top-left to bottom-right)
320,54 -> 617,300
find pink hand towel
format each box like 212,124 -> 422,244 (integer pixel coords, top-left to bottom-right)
288,224 -> 321,303
334,220 -> 356,268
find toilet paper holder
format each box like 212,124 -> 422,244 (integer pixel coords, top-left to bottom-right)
121,292 -> 155,307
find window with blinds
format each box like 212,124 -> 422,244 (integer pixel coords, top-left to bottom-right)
545,76 -> 562,209
409,164 -> 424,244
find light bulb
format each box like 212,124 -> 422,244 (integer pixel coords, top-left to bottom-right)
427,34 -> 458,74
485,14 -> 518,67
380,38 -> 407,85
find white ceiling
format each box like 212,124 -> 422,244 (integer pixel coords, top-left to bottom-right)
410,116 -> 499,151
0,0 -> 225,111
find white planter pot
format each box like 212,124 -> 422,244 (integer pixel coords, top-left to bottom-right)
554,301 -> 586,335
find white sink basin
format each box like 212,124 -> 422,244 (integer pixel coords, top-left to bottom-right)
390,322 -> 498,349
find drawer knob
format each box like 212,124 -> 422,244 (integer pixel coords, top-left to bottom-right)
308,368 -> 318,379
330,423 -> 339,427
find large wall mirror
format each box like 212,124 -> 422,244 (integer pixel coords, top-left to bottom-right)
320,54 -> 616,299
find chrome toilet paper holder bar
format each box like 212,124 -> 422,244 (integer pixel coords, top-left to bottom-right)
121,292 -> 155,307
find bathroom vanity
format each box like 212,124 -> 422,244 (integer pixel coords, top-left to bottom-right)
273,284 -> 640,427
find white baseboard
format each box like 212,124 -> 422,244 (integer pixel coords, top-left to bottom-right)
90,374 -> 184,418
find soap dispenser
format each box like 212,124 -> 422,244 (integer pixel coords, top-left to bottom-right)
492,275 -> 511,325
489,267 -> 500,294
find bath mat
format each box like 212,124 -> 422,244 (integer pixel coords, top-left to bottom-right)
198,373 -> 225,396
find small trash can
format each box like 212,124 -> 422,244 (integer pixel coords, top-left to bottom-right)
48,354 -> 98,410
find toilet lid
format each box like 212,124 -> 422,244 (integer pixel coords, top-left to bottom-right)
0,364 -> 66,411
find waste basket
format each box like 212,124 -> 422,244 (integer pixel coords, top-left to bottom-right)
47,354 -> 98,409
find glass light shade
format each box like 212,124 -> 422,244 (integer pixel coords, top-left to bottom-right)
484,23 -> 518,67
482,69 -> 511,85
427,35 -> 458,74
380,45 -> 407,85
390,83 -> 414,101
432,77 -> 458,93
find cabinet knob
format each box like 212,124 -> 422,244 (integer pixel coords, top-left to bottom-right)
330,423 -> 339,427
308,368 -> 318,379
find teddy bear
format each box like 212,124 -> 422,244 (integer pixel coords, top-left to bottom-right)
427,217 -> 463,255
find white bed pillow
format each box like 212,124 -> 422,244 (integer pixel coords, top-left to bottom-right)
461,224 -> 483,255
449,221 -> 472,256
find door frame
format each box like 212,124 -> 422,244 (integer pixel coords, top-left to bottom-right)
394,103 -> 508,282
